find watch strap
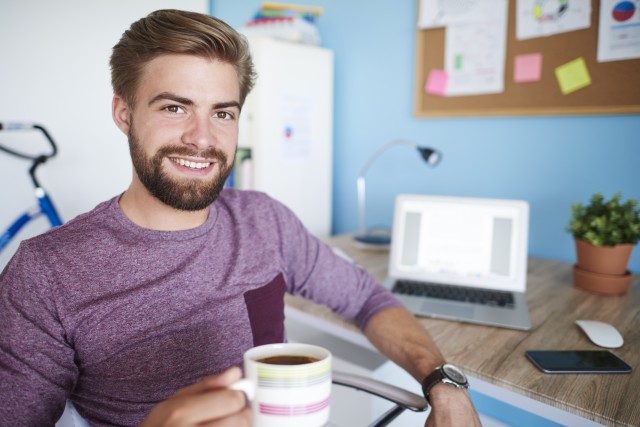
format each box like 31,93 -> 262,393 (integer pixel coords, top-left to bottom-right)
421,364 -> 469,404
421,365 -> 446,403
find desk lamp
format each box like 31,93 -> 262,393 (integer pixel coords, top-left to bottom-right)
354,140 -> 441,250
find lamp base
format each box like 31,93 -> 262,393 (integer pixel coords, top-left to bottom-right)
352,232 -> 391,251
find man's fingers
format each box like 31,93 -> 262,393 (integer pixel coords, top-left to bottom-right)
206,366 -> 243,388
200,407 -> 252,427
159,388 -> 248,426
173,367 -> 242,397
140,369 -> 249,427
204,388 -> 248,420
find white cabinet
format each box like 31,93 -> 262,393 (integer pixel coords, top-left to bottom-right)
238,36 -> 334,237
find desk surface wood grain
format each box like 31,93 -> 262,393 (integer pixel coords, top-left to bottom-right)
286,234 -> 640,427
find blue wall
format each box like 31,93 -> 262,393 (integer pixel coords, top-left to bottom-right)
212,0 -> 640,273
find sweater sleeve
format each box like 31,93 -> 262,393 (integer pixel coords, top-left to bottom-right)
268,198 -> 403,330
0,242 -> 77,425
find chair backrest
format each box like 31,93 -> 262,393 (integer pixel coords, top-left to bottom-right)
55,401 -> 89,427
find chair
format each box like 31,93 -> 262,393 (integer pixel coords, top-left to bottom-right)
56,371 -> 428,427
55,401 -> 89,427
332,370 -> 429,427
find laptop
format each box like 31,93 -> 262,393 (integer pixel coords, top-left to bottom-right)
385,194 -> 532,330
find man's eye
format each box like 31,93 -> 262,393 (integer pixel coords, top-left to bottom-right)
165,105 -> 185,114
215,111 -> 234,120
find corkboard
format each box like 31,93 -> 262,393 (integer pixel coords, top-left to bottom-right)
413,0 -> 640,117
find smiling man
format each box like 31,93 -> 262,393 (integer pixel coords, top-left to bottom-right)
0,9 -> 480,427
115,54 -> 240,228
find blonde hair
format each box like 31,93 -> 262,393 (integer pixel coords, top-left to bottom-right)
110,9 -> 256,108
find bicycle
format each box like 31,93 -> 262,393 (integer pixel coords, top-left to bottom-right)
0,122 -> 63,254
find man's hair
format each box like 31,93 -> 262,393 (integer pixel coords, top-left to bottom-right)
110,9 -> 256,108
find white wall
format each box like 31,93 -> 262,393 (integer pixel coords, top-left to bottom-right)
0,0 -> 209,269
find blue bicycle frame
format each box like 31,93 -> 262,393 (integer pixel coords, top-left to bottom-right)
0,122 -> 63,253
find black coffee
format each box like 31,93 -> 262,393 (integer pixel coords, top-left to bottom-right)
257,355 -> 320,365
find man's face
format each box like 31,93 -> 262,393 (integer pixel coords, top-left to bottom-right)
120,54 -> 241,211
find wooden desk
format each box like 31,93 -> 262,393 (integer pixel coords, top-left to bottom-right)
286,234 -> 640,427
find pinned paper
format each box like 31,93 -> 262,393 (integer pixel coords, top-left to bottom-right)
597,0 -> 640,62
444,0 -> 508,96
555,57 -> 591,94
513,53 -> 543,82
425,69 -> 449,96
516,0 -> 592,40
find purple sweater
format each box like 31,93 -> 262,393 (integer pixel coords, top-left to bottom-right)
0,189 -> 400,426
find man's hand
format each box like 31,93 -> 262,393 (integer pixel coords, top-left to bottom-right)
140,367 -> 251,427
425,383 -> 482,427
363,307 -> 482,426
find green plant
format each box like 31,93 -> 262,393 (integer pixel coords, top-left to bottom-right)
567,192 -> 640,247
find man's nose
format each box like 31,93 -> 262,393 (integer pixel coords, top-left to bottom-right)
182,115 -> 215,150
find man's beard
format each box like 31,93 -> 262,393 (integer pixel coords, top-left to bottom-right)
128,124 -> 234,211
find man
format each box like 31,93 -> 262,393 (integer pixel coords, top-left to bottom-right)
0,9 -> 481,427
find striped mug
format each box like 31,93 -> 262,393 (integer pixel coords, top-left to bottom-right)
231,343 -> 332,427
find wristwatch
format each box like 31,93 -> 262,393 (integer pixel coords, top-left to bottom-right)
421,363 -> 469,403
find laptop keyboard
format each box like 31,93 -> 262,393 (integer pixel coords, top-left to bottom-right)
392,280 -> 515,308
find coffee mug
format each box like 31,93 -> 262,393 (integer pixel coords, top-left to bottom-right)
231,343 -> 332,427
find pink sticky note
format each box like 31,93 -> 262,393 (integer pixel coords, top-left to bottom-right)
514,53 -> 543,83
425,69 -> 448,96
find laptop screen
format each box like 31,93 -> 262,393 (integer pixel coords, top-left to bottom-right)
389,195 -> 529,292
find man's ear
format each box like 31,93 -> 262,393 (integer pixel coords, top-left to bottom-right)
112,95 -> 131,135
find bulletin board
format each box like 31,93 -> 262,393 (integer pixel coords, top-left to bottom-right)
413,0 -> 640,117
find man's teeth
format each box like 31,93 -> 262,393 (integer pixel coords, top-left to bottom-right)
172,158 -> 211,169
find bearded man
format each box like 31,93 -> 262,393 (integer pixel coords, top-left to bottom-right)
0,9 -> 481,427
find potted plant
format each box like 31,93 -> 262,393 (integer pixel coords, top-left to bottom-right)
567,192 -> 640,295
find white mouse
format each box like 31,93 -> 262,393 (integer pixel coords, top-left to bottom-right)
575,320 -> 624,348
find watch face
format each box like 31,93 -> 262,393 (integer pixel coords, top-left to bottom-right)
442,364 -> 467,384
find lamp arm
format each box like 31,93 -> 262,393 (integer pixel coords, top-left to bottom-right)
356,140 -> 419,236
357,140 -> 419,178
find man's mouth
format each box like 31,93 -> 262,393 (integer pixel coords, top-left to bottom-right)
169,157 -> 213,170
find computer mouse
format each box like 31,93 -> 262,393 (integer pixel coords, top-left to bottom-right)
575,320 -> 624,348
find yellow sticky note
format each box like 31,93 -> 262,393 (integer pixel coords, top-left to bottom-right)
555,57 -> 591,95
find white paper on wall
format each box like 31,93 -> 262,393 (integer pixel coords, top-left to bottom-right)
516,0 -> 592,40
597,0 -> 640,62
444,0 -> 509,96
280,94 -> 314,161
418,0 -> 484,28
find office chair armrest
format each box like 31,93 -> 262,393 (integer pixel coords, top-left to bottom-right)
332,370 -> 428,413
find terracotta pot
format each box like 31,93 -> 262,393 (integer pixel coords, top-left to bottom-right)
574,239 -> 635,275
572,265 -> 632,295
